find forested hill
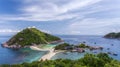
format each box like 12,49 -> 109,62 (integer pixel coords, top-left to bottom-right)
104,32 -> 120,39
5,27 -> 61,47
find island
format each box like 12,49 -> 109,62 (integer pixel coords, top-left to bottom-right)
2,27 -> 61,49
1,27 -> 66,61
104,32 -> 120,39
54,43 -> 103,53
2,28 -> 119,67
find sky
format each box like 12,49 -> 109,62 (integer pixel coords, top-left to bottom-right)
0,0 -> 120,35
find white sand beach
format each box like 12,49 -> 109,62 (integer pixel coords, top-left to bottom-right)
30,46 -> 49,51
39,48 -> 57,61
30,46 -> 62,61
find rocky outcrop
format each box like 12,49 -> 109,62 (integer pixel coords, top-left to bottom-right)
2,42 -> 29,49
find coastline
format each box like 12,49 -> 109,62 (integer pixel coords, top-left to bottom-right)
30,45 -> 64,61
30,46 -> 49,51
39,49 -> 65,61
39,48 -> 56,61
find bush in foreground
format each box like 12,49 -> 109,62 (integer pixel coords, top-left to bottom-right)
0,53 -> 120,67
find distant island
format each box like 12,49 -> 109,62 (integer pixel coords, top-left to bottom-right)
2,27 -> 61,49
104,32 -> 120,39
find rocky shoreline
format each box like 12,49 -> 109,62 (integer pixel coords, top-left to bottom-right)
2,40 -> 64,49
54,43 -> 103,53
1,42 -> 29,49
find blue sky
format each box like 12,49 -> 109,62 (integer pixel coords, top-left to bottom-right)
0,0 -> 120,35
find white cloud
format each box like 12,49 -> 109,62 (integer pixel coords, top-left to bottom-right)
20,0 -> 102,21
61,0 -> 101,12
40,29 -> 52,34
68,18 -> 120,35
70,18 -> 120,28
0,29 -> 20,33
0,0 -> 102,21
0,0 -> 120,35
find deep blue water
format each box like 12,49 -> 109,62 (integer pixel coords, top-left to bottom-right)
0,35 -> 120,64
0,36 -> 48,64
51,35 -> 120,60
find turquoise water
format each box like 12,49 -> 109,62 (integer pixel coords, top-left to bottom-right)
0,35 -> 120,64
51,51 -> 86,60
51,35 -> 120,60
0,36 -> 48,64
41,44 -> 56,49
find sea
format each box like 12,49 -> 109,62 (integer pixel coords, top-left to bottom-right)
0,35 -> 120,64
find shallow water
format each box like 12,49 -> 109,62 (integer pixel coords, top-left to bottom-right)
0,36 -> 48,64
52,35 -> 120,60
41,44 -> 56,49
0,35 -> 120,64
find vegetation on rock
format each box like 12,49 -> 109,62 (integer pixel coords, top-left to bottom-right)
6,28 -> 61,47
55,43 -> 103,52
55,43 -> 70,50
104,32 -> 120,39
78,43 -> 89,48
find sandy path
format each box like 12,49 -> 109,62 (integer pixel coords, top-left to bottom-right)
39,48 -> 57,61
30,46 -> 62,61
